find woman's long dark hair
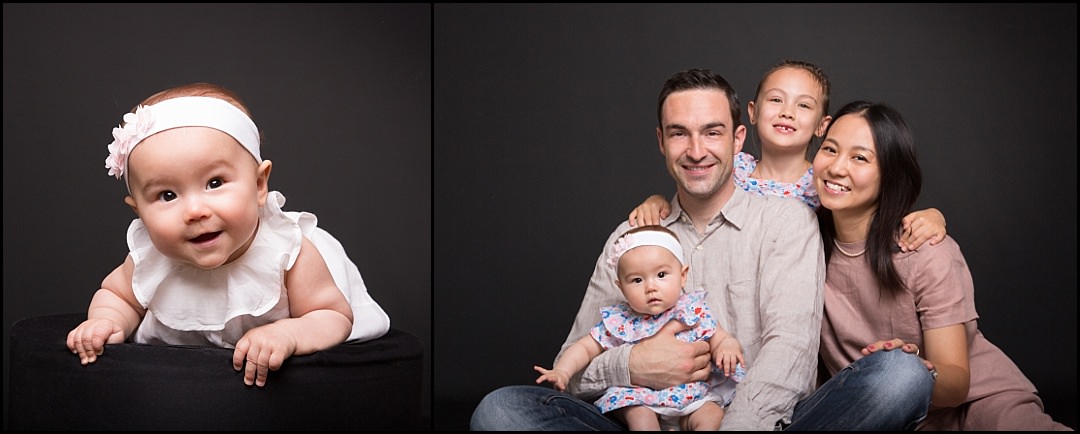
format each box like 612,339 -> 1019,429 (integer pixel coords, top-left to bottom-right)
817,101 -> 922,296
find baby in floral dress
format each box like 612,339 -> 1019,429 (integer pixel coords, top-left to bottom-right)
534,226 -> 745,431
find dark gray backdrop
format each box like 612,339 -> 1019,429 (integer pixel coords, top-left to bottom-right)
3,3 -> 431,428
434,4 -> 1076,430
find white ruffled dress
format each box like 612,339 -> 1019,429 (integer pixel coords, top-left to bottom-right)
128,191 -> 390,347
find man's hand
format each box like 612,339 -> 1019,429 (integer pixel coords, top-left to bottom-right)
628,320 -> 711,390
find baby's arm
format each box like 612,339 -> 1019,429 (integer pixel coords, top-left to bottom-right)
709,325 -> 745,377
66,255 -> 146,365
534,334 -> 604,391
628,194 -> 672,227
899,208 -> 947,252
231,236 -> 353,387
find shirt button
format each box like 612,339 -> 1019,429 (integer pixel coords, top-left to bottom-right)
695,245 -> 703,251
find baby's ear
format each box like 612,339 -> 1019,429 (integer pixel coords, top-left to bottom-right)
256,160 -> 273,206
124,195 -> 139,217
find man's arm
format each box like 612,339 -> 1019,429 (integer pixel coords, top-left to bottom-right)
722,201 -> 826,430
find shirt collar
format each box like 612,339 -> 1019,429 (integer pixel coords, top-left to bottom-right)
665,187 -> 750,231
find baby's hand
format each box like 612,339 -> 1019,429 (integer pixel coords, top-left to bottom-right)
533,365 -> 570,391
712,336 -> 745,377
628,195 -> 672,227
66,318 -> 126,365
232,323 -> 298,387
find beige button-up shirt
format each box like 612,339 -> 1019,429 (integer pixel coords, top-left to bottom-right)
558,187 -> 825,430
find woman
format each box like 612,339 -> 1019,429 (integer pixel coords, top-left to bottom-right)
811,100 -> 1071,430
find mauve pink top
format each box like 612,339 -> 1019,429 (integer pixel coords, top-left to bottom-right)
819,236 -> 1067,430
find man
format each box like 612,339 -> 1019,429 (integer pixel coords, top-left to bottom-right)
471,68 -> 824,430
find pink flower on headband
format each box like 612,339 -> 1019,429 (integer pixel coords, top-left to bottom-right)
607,234 -> 635,268
105,105 -> 154,179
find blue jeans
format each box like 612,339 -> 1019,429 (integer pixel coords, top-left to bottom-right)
471,350 -> 933,431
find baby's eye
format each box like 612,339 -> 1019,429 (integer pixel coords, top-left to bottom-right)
159,191 -> 177,202
657,271 -> 667,278
207,178 -> 223,189
631,277 -> 643,284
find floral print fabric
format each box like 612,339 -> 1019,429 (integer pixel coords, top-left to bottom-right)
589,291 -> 744,414
733,151 -> 819,208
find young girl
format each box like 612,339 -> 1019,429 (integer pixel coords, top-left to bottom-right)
630,60 -> 947,252
533,226 -> 745,431
811,100 -> 1070,430
66,83 -> 390,388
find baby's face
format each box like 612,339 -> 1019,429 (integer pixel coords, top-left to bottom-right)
125,127 -> 265,269
615,246 -> 687,316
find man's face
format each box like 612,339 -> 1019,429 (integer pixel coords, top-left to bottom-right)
656,88 -> 745,202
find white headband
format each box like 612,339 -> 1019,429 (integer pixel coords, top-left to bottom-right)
607,229 -> 685,269
104,96 -> 261,179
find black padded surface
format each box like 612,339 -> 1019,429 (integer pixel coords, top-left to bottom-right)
8,313 -> 424,430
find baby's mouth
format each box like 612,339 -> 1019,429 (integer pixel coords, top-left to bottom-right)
190,231 -> 222,243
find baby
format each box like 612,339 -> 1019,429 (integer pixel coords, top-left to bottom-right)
534,226 -> 745,430
67,83 -> 389,387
